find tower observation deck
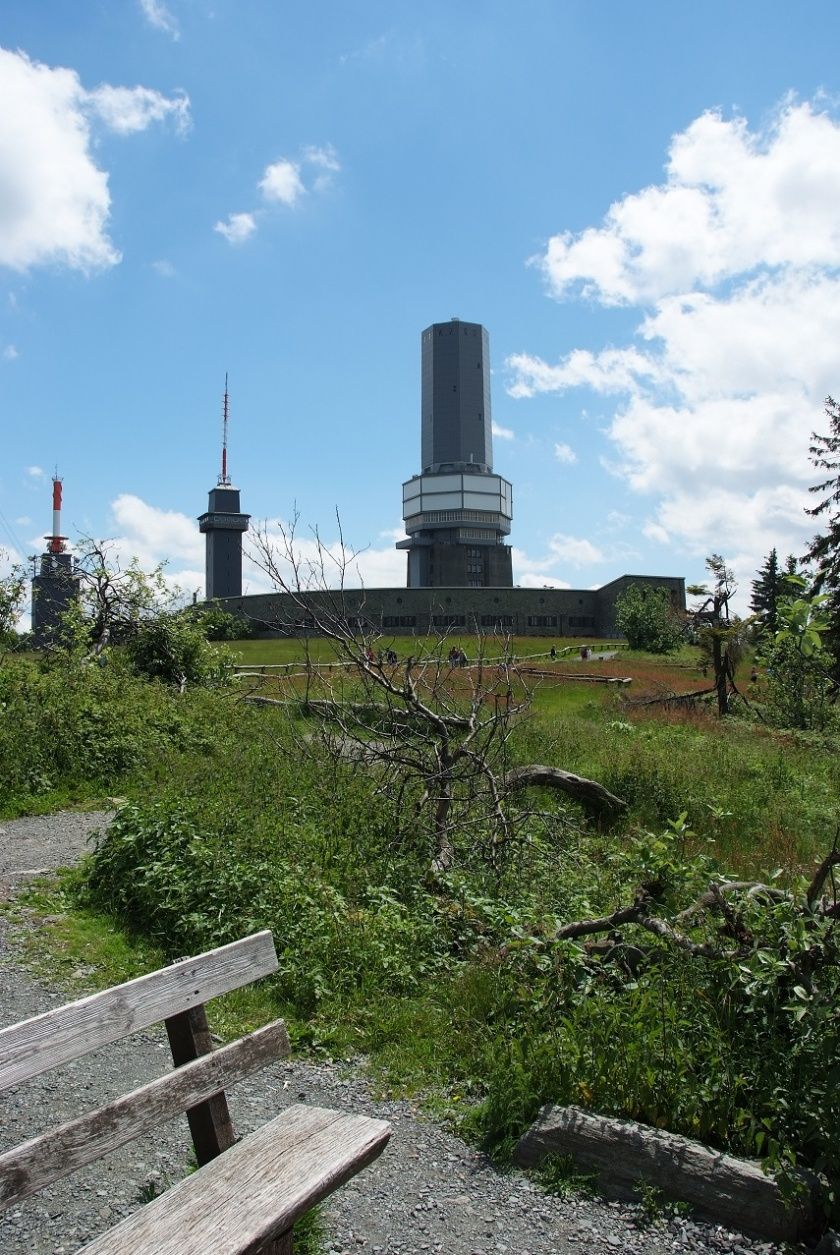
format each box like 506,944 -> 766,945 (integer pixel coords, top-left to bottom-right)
397,319 -> 513,587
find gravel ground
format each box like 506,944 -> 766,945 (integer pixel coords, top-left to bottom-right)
0,811 -> 803,1255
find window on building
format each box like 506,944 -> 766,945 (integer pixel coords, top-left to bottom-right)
527,615 -> 558,628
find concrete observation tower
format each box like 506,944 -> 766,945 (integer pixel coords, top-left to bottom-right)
198,376 -> 250,601
397,319 -> 513,587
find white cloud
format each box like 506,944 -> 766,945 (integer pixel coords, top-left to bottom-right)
25,466 -> 44,478
88,84 -> 190,136
214,212 -> 257,245
508,346 -> 660,399
106,494 -> 204,596
517,573 -> 572,589
3,344 -> 18,360
509,97 -> 840,587
0,47 -> 190,273
151,258 -> 175,277
15,516 -> 31,527
259,159 -> 306,207
548,534 -> 605,565
643,520 -> 670,545
492,421 -> 514,440
553,442 -> 577,464
538,99 -> 840,306
139,0 -> 180,40
303,144 -> 340,172
246,519 -> 407,593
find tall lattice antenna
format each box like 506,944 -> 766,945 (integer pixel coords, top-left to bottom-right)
218,373 -> 232,486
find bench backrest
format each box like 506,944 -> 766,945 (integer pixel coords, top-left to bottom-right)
0,930 -> 278,1090
0,930 -> 289,1211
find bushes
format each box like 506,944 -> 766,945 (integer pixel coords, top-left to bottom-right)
76,752 -> 840,1218
0,655 -> 214,815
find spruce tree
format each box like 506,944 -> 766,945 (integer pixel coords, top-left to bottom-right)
803,396 -> 840,677
750,547 -> 782,636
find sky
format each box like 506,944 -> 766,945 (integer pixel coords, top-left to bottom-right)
2,1 -> 840,617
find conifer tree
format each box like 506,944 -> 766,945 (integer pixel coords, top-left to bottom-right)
750,547 -> 782,636
803,396 -> 840,677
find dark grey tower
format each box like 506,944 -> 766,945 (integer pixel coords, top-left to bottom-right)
397,319 -> 513,587
198,379 -> 249,601
198,484 -> 249,600
30,476 -> 80,646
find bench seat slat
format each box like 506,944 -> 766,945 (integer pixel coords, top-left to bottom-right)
0,931 -> 278,1092
0,1019 -> 290,1210
77,1104 -> 391,1255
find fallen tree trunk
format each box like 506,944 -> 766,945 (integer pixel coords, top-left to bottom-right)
504,765 -> 626,817
514,1105 -> 815,1244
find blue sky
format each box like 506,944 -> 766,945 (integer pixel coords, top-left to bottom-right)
2,2 -> 840,612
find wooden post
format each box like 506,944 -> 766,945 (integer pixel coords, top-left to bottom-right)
165,1005 -> 237,1165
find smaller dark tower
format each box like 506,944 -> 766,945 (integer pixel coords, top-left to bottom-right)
31,475 -> 80,646
198,376 -> 249,601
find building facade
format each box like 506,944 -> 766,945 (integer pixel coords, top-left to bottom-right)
219,575 -> 686,640
397,319 -> 513,587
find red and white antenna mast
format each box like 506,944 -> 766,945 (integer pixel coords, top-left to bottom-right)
218,373 -> 232,486
46,473 -> 67,554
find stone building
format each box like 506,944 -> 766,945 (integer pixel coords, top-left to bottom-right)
220,574 -> 685,640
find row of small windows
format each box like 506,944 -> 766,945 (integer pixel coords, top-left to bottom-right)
410,510 -> 501,525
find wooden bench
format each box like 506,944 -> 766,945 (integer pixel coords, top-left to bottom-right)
0,930 -> 390,1253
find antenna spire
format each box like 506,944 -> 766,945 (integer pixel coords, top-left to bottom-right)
218,373 -> 231,486
46,473 -> 67,555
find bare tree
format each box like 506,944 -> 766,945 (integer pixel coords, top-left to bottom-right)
246,518 -> 625,878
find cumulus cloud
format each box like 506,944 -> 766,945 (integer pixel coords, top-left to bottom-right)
553,442 -> 577,464
548,534 -> 605,565
88,84 -> 190,136
0,47 -> 190,272
139,0 -> 180,40
214,212 -> 257,245
217,144 -> 340,241
517,573 -> 572,589
246,518 -> 407,592
151,258 -> 175,277
492,421 -> 514,440
25,466 -> 44,478
3,344 -> 18,360
259,159 -> 306,207
508,97 -> 840,591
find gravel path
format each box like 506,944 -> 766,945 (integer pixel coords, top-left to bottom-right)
0,812 -> 796,1255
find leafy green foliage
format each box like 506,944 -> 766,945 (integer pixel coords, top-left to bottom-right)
0,558 -> 26,650
762,591 -> 837,730
126,615 -> 234,686
614,584 -> 683,654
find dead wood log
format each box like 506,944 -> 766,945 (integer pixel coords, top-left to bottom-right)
504,765 -> 626,817
514,1105 -> 815,1244
625,685 -> 717,708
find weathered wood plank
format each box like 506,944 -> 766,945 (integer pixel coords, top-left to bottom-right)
514,1105 -> 814,1244
77,1104 -> 391,1255
0,1020 -> 290,1211
0,931 -> 278,1091
165,1004 -> 238,1164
